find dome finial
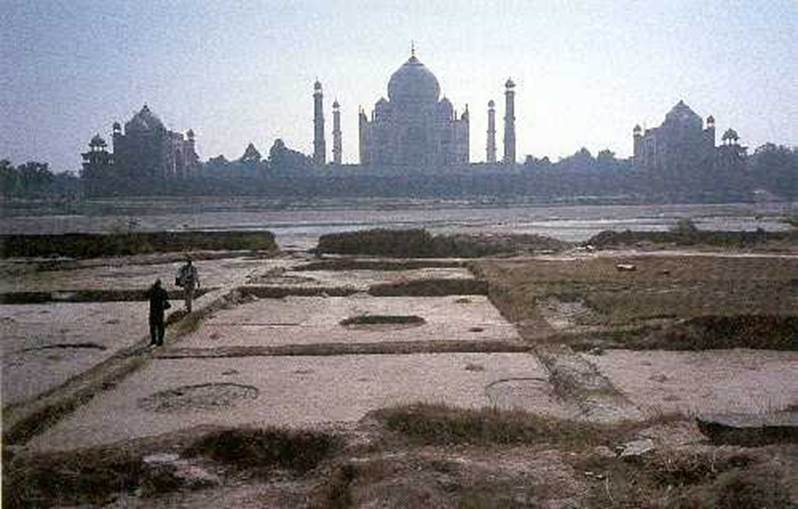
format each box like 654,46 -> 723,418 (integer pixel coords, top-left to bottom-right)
411,40 -> 415,58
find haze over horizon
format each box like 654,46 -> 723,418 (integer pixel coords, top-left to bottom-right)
2,0 -> 796,174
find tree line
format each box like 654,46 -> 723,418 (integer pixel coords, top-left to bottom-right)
3,142 -> 796,201
0,160 -> 80,198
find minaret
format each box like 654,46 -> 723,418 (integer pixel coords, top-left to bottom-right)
358,106 -> 369,165
112,121 -> 122,152
332,100 -> 342,165
313,79 -> 326,165
704,115 -> 716,149
503,78 -> 516,164
486,100 -> 497,163
633,124 -> 642,163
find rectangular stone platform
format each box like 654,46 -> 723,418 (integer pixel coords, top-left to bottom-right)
179,295 -> 520,348
0,255 -> 275,294
29,352 -> 564,452
1,302 -> 147,405
247,267 -> 474,291
584,349 -> 798,417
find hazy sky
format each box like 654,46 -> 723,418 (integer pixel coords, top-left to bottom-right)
2,0 -> 796,172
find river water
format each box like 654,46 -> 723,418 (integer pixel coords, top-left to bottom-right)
0,199 -> 793,250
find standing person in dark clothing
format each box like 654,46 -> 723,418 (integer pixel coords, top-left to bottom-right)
145,279 -> 170,347
176,256 -> 200,313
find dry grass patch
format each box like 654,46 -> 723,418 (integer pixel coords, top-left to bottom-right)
185,428 -> 342,475
575,446 -> 793,508
340,315 -> 425,327
588,228 -> 797,251
476,255 -> 798,348
0,231 -> 278,259
372,403 -> 617,449
4,446 -> 147,508
4,426 -> 342,507
316,228 -> 570,258
369,278 -> 488,297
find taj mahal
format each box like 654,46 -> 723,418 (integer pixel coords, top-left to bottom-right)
81,46 -> 746,183
312,47 -> 517,169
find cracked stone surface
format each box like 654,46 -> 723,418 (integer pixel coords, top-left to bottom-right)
179,295 -> 521,348
29,352 -> 567,451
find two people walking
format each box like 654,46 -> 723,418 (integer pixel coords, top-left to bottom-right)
146,256 -> 200,347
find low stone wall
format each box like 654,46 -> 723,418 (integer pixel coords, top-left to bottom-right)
587,229 -> 795,248
316,228 -> 569,258
0,288 -> 211,305
0,231 -> 277,259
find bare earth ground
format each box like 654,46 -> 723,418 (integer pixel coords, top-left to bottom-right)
2,245 -> 797,507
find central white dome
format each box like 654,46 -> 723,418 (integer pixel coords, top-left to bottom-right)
387,55 -> 440,104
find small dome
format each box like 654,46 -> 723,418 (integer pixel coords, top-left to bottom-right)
112,121 -> 121,131
664,100 -> 701,127
706,115 -> 715,124
633,124 -> 642,133
488,99 -> 495,108
89,134 -> 107,147
387,54 -> 440,104
314,80 -> 322,91
438,97 -> 453,118
186,129 -> 195,139
125,104 -> 165,133
332,100 -> 340,108
505,78 -> 516,88
375,97 -> 390,118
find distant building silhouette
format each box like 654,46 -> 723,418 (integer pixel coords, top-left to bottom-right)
358,48 -> 469,167
81,134 -> 113,191
632,100 -> 744,172
107,105 -> 199,180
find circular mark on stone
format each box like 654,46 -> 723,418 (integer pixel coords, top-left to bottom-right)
484,377 -> 551,408
221,369 -> 239,376
138,383 -> 259,413
468,327 -> 484,333
340,315 -> 425,331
